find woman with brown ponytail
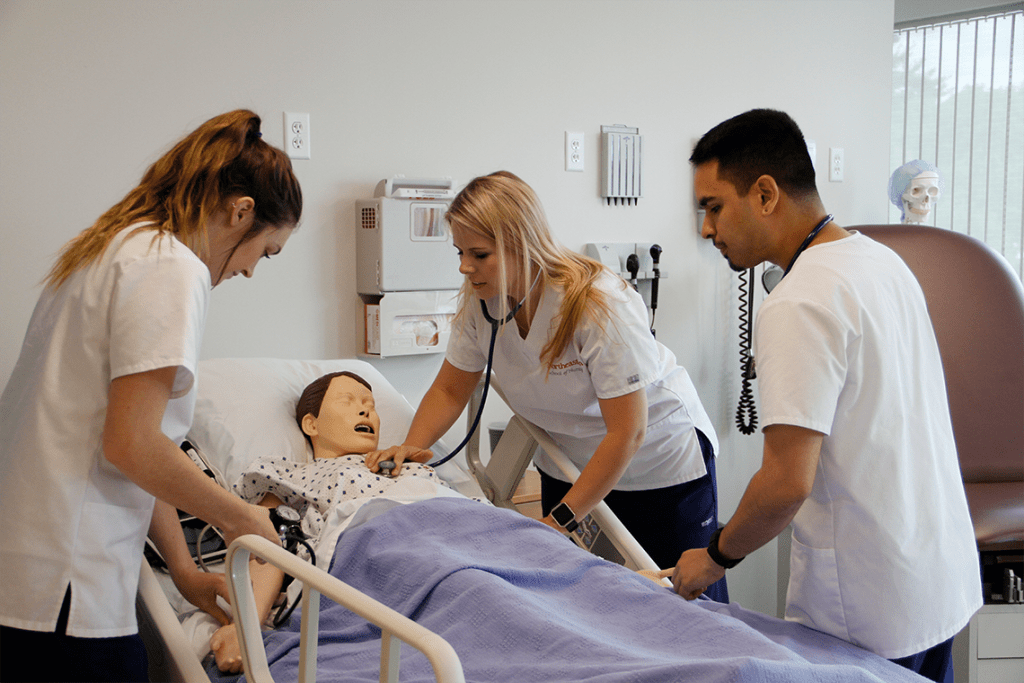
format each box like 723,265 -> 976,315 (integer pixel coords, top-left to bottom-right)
0,110 -> 302,682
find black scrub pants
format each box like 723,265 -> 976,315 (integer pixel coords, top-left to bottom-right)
0,587 -> 149,682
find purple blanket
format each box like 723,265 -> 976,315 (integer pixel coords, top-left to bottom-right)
219,497 -> 924,682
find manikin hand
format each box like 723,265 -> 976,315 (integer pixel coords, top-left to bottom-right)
211,623 -> 244,674
637,568 -> 674,585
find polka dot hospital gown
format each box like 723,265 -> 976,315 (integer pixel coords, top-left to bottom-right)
233,455 -> 447,545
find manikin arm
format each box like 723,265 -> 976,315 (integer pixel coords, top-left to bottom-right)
210,494 -> 289,674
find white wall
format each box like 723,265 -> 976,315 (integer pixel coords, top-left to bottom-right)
0,0 -> 895,617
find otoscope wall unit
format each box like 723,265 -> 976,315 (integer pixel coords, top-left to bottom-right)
584,242 -> 665,312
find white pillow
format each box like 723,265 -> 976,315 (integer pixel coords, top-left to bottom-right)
186,358 -> 416,488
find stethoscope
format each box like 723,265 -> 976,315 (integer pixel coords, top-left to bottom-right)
738,213 -> 835,434
426,272 -> 540,468
761,214 -> 833,293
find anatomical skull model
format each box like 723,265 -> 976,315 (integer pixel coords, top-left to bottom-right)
901,171 -> 941,225
888,160 -> 943,225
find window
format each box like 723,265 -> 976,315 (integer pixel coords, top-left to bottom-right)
891,8 -> 1023,279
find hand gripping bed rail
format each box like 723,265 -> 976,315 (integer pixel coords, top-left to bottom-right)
226,535 -> 466,683
505,414 -> 660,574
467,377 -> 660,575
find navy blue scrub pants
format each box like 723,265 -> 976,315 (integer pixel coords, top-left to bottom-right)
539,428 -> 729,603
0,587 -> 149,682
891,636 -> 955,683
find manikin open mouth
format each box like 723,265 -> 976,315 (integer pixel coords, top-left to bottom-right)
354,424 -> 375,434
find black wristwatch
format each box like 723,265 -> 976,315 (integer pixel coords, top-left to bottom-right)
707,527 -> 744,569
551,502 -> 579,533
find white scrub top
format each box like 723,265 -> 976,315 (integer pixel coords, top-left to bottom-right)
446,272 -> 717,490
0,227 -> 210,637
756,232 -> 981,658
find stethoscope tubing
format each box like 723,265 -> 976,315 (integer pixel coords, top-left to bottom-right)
426,299 -> 508,467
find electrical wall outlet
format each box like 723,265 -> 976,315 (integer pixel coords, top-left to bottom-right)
829,147 -> 844,182
284,112 -> 310,160
565,131 -> 584,172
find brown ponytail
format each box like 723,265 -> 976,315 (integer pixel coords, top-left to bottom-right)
45,109 -> 302,288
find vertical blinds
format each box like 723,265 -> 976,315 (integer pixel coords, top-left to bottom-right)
891,9 -> 1023,279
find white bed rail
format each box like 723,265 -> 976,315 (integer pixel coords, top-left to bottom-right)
466,377 -> 660,574
508,414 -> 660,572
226,536 -> 465,683
137,562 -> 211,682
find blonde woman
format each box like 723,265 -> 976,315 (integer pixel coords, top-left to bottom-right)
0,110 -> 301,682
366,171 -> 726,601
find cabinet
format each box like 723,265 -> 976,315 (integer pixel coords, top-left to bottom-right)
953,604 -> 1024,683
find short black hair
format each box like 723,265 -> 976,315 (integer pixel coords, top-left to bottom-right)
690,109 -> 818,199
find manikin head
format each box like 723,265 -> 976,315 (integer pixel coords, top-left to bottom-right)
888,160 -> 942,224
295,372 -> 380,459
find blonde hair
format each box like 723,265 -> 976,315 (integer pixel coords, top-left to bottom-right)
445,171 -> 618,371
45,109 -> 302,288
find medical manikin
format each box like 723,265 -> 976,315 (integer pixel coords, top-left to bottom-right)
212,372 -> 442,673
889,159 -> 942,225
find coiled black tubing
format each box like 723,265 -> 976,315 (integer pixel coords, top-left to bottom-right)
736,267 -> 758,435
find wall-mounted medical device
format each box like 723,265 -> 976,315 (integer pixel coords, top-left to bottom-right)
357,177 -> 462,358
601,125 -> 643,206
584,242 -> 664,334
356,177 -> 462,294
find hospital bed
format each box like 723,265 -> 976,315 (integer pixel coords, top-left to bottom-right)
137,357 -> 929,683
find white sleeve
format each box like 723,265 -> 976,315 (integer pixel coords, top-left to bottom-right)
579,285 -> 660,399
109,245 -> 210,398
754,296 -> 846,435
444,308 -> 488,373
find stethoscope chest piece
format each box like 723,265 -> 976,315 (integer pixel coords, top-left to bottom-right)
762,265 -> 784,293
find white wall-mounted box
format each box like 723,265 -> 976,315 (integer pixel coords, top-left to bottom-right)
356,178 -> 463,294
363,290 -> 459,358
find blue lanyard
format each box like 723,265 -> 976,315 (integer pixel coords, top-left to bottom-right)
784,214 -> 834,276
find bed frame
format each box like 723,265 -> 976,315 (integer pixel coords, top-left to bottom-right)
226,536 -> 465,683
137,373 -> 655,682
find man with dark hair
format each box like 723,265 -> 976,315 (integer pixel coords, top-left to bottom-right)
674,109 -> 980,683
